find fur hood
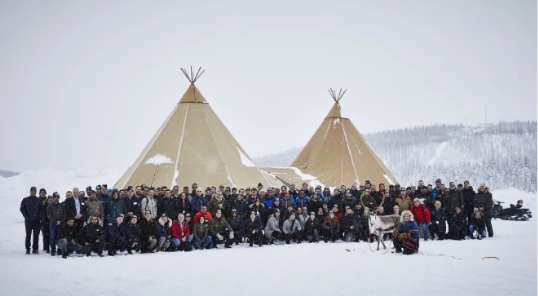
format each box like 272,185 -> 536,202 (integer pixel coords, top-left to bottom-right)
159,216 -> 171,227
400,210 -> 414,222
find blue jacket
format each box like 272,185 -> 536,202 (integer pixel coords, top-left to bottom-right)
263,197 -> 273,210
295,196 -> 309,209
191,195 -> 209,213
399,221 -> 419,241
107,220 -> 127,240
20,196 -> 42,222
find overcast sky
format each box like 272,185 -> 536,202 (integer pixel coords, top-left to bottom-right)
1,0 -> 536,172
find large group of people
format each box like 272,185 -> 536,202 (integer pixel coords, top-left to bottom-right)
19,178 -> 494,258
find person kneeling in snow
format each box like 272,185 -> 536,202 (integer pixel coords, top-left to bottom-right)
282,212 -> 302,244
469,209 -> 487,240
56,217 -> 81,258
209,209 -> 234,249
126,215 -> 140,254
107,213 -> 128,256
451,207 -> 467,240
393,210 -> 419,255
428,201 -> 447,240
322,211 -> 340,243
77,215 -> 105,257
171,213 -> 192,251
244,212 -> 263,247
154,214 -> 172,251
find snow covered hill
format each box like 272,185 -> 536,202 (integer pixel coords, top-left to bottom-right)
0,169 -> 535,296
254,121 -> 537,192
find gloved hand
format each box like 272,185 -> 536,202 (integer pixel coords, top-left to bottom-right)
229,232 -> 234,240
217,234 -> 223,241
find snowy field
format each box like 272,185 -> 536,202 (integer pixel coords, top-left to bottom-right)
0,169 -> 536,296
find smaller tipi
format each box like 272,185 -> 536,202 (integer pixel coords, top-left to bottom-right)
290,89 -> 398,187
115,67 -> 280,189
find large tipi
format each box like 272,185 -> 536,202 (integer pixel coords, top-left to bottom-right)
115,67 -> 279,189
290,89 -> 398,187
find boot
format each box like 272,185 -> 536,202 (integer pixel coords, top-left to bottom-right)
395,247 -> 402,253
62,253 -> 68,259
32,250 -> 39,254
25,250 -> 30,255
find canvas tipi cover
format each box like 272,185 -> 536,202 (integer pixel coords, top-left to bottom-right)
115,68 -> 279,189
290,89 -> 398,187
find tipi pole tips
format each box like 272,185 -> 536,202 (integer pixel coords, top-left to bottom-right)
328,88 -> 347,103
181,66 -> 205,84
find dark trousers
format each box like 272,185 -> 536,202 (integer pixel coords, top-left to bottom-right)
322,229 -> 339,242
305,229 -> 319,242
49,224 -> 61,253
81,240 -> 105,256
108,237 -> 127,252
393,239 -> 416,255
485,216 -> 494,237
24,220 -> 41,251
428,224 -> 444,240
247,232 -> 262,246
41,224 -> 50,251
213,230 -> 232,247
231,229 -> 243,244
285,232 -> 301,244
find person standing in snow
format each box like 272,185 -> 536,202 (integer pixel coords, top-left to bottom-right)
428,201 -> 447,240
20,186 -> 42,254
140,189 -> 158,219
461,181 -> 476,223
474,183 -> 494,237
47,192 -> 66,256
85,190 -> 104,226
40,192 -> 53,253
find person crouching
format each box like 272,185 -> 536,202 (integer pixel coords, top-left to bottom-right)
393,210 -> 419,255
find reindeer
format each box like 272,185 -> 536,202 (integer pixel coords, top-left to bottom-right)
368,213 -> 400,251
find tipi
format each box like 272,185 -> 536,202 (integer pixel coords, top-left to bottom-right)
290,89 -> 398,187
115,67 -> 279,189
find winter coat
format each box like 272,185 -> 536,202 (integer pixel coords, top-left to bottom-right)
227,216 -> 243,234
140,196 -> 158,219
461,187 -> 476,214
264,214 -> 280,238
280,197 -> 296,210
47,203 -> 66,224
361,194 -> 376,211
322,216 -> 340,234
105,198 -> 126,221
20,196 -> 42,222
58,223 -> 79,242
262,196 -> 273,210
340,197 -> 358,213
398,220 -> 419,250
469,213 -> 486,232
176,197 -> 192,216
139,218 -> 156,243
303,217 -> 320,235
209,216 -> 232,235
85,199 -> 105,223
107,220 -> 128,240
297,214 -> 308,228
123,196 -> 140,217
126,223 -> 141,244
192,223 -> 209,243
430,208 -> 447,233
445,190 -> 464,214
381,196 -> 395,215
233,199 -> 249,220
341,213 -> 357,232
41,202 -> 50,225
192,211 -> 212,225
155,217 -> 172,240
451,212 -> 467,232
191,195 -> 209,214
410,204 -> 431,223
295,196 -> 309,209
282,219 -> 301,234
243,217 -> 263,235
474,188 -> 493,218
77,221 -> 105,244
329,194 -> 343,210
209,197 -> 226,216
158,197 -> 177,220
395,196 -> 412,212
307,197 -> 324,214
171,221 -> 190,240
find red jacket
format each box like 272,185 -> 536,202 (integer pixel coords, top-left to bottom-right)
171,221 -> 190,240
410,204 -> 431,223
193,211 -> 212,225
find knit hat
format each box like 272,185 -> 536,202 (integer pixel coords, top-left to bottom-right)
145,211 -> 151,215
413,198 -> 420,203
30,186 -> 37,191
216,209 -> 222,214
131,215 -> 138,219
117,213 -> 124,218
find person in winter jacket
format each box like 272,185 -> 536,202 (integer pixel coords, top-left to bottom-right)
171,213 -> 192,249
105,191 -> 126,224
155,214 -> 172,251
192,205 -> 213,225
445,182 -> 464,238
40,190 -> 51,253
474,183 -> 494,237
307,193 -> 324,215
395,191 -> 412,212
417,187 -> 434,212
47,192 -> 66,256
139,211 -> 158,253
280,192 -> 296,211
393,210 -> 419,255
126,215 -> 141,254
140,190 -> 158,219
192,216 -> 213,250
295,190 -> 309,209
244,212 -> 264,247
209,209 -> 234,248
85,191 -> 104,226
361,191 -> 376,212
209,191 -> 227,217
322,211 -> 340,242
428,201 -> 447,240
191,189 -> 209,214
56,217 -> 82,258
469,210 -> 487,240
339,190 -> 357,213
176,192 -> 192,217
232,194 -> 249,221
282,212 -> 302,244
227,209 -> 243,245
107,214 -> 128,256
264,210 -> 282,244
77,215 -> 105,257
461,181 -> 476,222
341,207 -> 361,242
20,186 -> 43,254
451,207 -> 467,240
158,190 -> 177,221
410,198 -> 431,241
124,189 -> 140,220
304,212 -> 320,243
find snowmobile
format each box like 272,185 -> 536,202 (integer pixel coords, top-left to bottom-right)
492,200 -> 532,221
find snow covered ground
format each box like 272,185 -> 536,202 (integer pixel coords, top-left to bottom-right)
0,169 -> 536,296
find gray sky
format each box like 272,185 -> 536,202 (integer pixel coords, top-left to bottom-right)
1,0 -> 536,172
